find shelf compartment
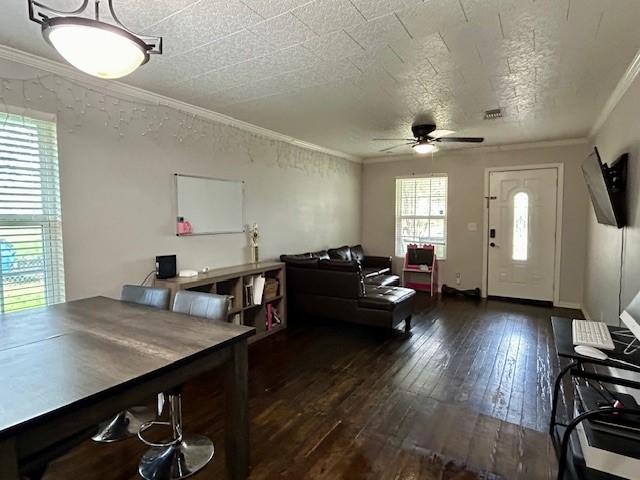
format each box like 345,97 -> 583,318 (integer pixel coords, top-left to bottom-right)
216,277 -> 243,312
186,282 -> 215,294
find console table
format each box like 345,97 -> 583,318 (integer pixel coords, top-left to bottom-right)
155,261 -> 286,343
550,316 -> 640,480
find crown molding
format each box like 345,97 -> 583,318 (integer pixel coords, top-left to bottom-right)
0,45 -> 361,163
590,46 -> 640,137
362,137 -> 589,164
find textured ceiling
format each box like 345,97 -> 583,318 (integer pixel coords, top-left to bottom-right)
1,0 -> 640,158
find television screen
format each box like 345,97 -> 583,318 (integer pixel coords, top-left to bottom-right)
581,147 -> 626,228
408,247 -> 434,266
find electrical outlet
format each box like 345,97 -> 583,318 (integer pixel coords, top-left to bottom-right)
455,272 -> 461,285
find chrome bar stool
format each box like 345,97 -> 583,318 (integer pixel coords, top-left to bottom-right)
92,284 -> 171,443
138,291 -> 230,480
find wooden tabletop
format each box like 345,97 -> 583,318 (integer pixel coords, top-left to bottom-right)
0,296 -> 254,438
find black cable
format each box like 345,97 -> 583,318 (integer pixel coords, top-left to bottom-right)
618,227 -> 625,319
140,270 -> 156,286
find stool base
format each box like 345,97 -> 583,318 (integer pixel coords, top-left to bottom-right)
138,435 -> 214,480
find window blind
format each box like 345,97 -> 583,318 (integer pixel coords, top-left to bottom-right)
0,111 -> 65,313
395,176 -> 448,259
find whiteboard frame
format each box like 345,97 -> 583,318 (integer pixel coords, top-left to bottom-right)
174,173 -> 246,236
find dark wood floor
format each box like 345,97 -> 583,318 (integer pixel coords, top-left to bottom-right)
43,294 -> 580,479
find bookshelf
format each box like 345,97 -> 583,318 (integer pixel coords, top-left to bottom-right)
155,261 -> 287,344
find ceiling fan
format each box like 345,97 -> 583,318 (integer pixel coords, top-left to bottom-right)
373,124 -> 484,154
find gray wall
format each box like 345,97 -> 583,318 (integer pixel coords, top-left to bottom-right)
584,74 -> 640,324
0,58 -> 361,300
361,143 -> 591,306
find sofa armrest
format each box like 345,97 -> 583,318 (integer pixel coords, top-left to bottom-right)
363,255 -> 392,270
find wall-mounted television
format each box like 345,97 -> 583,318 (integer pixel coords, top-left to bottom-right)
581,147 -> 627,228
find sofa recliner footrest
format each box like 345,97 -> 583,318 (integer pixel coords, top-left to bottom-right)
359,286 -> 415,311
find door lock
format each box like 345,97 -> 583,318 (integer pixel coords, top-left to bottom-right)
490,242 -> 496,247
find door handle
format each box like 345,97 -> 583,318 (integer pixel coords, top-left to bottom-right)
490,242 -> 496,247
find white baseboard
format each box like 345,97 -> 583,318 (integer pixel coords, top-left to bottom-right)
554,301 -> 582,310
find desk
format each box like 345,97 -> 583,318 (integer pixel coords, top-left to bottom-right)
0,296 -> 255,480
550,316 -> 640,480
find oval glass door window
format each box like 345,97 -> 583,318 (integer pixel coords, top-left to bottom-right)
512,192 -> 528,261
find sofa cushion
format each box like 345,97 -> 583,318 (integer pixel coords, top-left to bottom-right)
328,245 -> 352,261
280,255 -> 318,269
358,286 -> 415,311
350,244 -> 365,262
318,259 -> 360,272
310,249 -> 330,260
280,253 -> 311,262
285,258 -> 319,268
364,274 -> 400,287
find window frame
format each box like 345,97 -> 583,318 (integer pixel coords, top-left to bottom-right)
0,109 -> 65,313
395,174 -> 448,260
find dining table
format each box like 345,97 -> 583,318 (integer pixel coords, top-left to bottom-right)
0,296 -> 255,479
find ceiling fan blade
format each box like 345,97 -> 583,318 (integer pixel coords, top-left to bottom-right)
434,136 -> 484,143
428,129 -> 455,139
373,138 -> 415,141
379,142 -> 415,153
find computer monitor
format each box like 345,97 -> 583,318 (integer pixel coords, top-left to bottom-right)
619,290 -> 640,354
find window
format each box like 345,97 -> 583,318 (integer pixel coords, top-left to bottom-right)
0,111 -> 65,313
395,176 -> 447,259
512,192 -> 528,261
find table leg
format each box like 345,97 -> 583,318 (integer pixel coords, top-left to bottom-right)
549,359 -> 578,434
225,340 -> 249,480
0,438 -> 19,480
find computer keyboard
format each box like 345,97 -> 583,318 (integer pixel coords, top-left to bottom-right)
572,319 -> 615,350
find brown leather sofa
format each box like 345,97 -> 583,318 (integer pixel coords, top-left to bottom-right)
280,245 -> 415,332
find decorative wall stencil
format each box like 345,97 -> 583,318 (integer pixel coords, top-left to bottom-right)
0,72 -> 359,178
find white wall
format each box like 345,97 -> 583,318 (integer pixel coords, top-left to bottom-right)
361,143 -> 591,306
0,58 -> 361,300
584,73 -> 640,324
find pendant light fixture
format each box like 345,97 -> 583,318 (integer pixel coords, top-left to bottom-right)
28,0 -> 162,79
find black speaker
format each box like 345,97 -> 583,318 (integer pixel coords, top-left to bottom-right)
156,255 -> 176,279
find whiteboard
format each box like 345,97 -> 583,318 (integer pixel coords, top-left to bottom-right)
175,174 -> 245,235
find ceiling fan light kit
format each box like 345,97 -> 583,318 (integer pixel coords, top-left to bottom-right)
413,142 -> 438,154
28,0 -> 162,79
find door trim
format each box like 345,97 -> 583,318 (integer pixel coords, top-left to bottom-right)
481,163 -> 564,306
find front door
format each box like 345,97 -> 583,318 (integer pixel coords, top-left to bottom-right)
487,168 -> 558,301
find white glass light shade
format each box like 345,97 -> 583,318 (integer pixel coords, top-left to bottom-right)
43,17 -> 149,79
413,142 -> 438,154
